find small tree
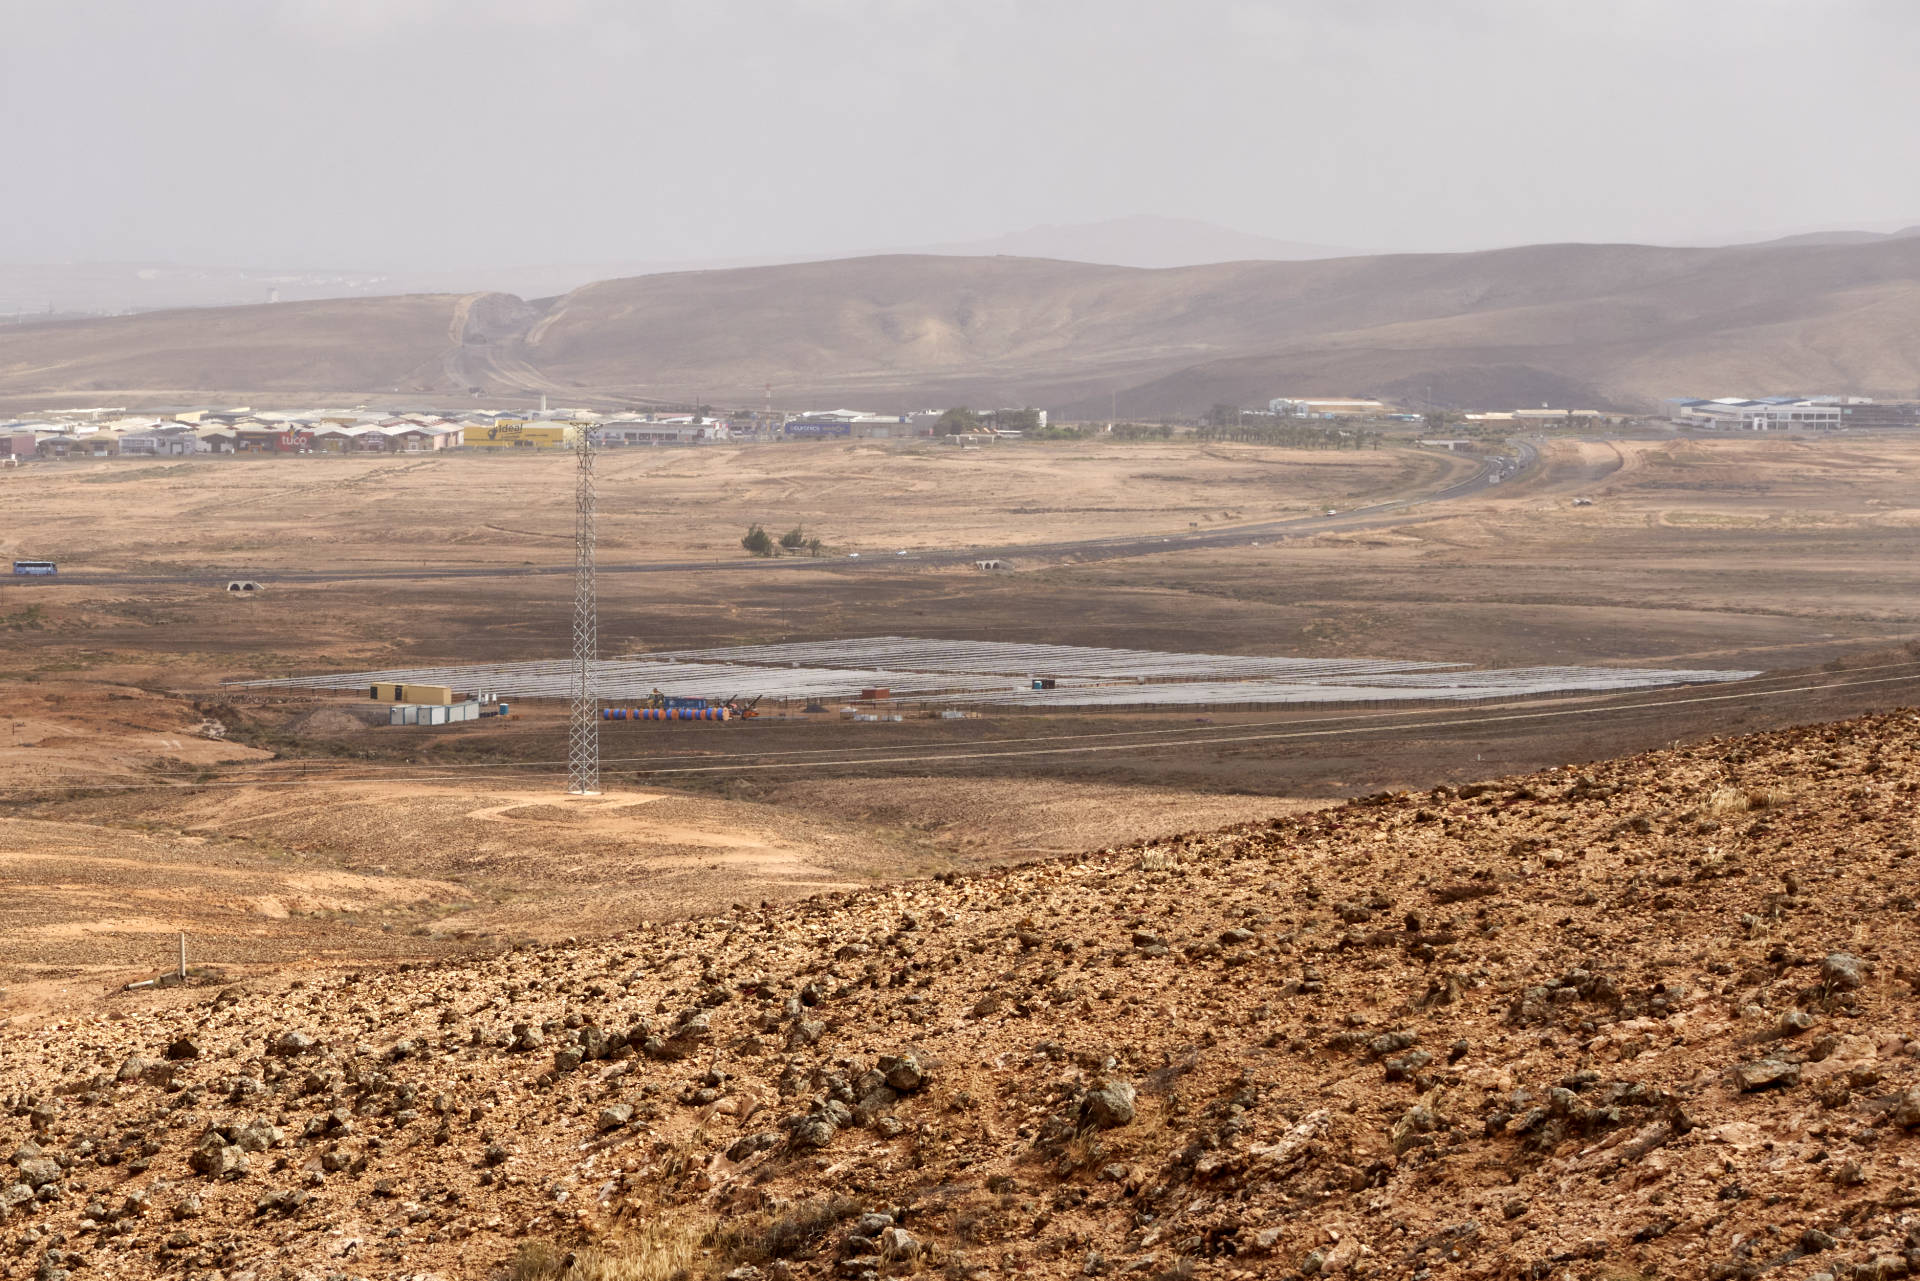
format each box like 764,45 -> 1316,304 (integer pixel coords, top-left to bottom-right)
937,407 -> 979,436
806,536 -> 824,557
778,526 -> 807,551
741,524 -> 775,557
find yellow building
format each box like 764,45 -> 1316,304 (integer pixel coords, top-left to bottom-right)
468,422 -> 577,449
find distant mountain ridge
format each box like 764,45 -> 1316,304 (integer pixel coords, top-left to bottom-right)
1742,225 -> 1920,249
12,216 -> 1920,319
6,234 -> 1920,416
0,217 -> 1365,318
910,216 -> 1362,267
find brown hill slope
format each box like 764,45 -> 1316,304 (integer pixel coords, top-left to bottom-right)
522,239 -> 1920,413
5,239 -> 1920,412
3,710 -> 1918,1279
0,291 -> 530,404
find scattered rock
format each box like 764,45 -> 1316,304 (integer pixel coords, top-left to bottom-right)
788,1115 -> 836,1150
1082,1080 -> 1137,1130
1822,952 -> 1866,991
187,1137 -> 247,1180
1775,1009 -> 1816,1037
876,1225 -> 920,1260
268,1030 -> 316,1056
878,1052 -> 926,1093
1732,1059 -> 1802,1092
14,1157 -> 60,1190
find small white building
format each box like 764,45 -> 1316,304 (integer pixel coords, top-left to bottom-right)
391,699 -> 482,726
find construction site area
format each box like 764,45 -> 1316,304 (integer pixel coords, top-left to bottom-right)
233,636 -> 1759,713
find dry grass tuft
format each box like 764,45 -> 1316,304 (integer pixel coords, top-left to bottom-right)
1706,786 -> 1753,816
1707,785 -> 1789,817
712,1195 -> 862,1266
574,1219 -> 711,1281
510,1239 -> 566,1281
513,1219 -> 714,1281
503,1196 -> 863,1281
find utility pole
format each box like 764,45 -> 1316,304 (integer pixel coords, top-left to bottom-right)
567,424 -> 600,795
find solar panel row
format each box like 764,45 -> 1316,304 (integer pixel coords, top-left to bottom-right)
228,638 -> 1759,709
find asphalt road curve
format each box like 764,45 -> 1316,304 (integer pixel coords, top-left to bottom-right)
32,443 -> 1531,588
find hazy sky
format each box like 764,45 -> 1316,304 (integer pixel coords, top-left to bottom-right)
6,0 -> 1918,269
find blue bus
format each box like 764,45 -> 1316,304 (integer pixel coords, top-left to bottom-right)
11,560 -> 56,576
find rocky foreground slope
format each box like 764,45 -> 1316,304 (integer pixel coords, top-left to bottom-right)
4,712 -> 1920,1281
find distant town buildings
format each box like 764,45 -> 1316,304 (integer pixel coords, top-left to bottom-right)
0,404 -> 749,461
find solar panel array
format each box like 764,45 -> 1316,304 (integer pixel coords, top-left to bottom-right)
229,638 -> 1759,708
231,657 -> 1010,703
638,636 -> 1460,682
940,665 -> 1763,708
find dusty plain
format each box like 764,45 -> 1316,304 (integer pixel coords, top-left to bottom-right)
0,433 -> 1917,1005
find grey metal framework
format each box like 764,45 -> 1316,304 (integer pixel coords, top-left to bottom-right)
916,665 -> 1762,708
567,430 -> 600,795
637,636 -> 1462,683
232,657 -> 1009,701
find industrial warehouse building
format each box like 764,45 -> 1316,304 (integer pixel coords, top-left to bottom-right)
1669,398 -> 1844,430
1267,397 -> 1390,418
1659,396 -> 1920,431
596,418 -> 729,446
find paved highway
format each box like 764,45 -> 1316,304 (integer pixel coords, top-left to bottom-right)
25,443 -> 1532,589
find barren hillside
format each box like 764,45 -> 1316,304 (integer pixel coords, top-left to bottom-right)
6,239 -> 1920,413
3,711 -> 1919,1279
0,291 -> 546,407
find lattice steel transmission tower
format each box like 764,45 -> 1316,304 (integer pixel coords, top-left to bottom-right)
566,424 -> 601,794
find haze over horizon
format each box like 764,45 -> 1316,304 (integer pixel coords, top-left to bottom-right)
7,0 -> 1919,275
